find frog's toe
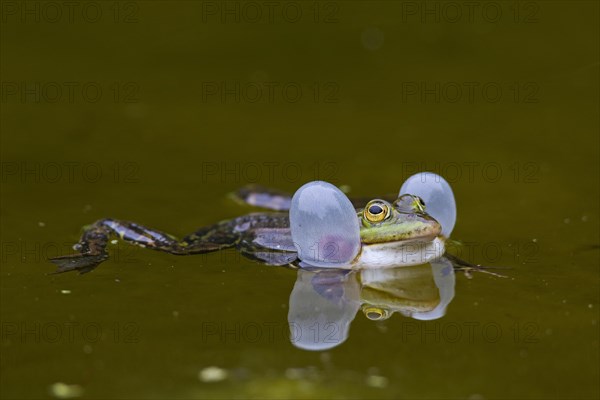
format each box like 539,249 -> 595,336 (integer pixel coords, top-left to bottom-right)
231,184 -> 292,211
48,253 -> 108,275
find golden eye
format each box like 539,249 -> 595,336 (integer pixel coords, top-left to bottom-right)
363,306 -> 390,321
364,201 -> 389,223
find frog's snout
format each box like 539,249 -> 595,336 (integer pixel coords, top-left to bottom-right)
417,213 -> 443,240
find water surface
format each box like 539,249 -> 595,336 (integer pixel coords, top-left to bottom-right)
1,1 -> 598,398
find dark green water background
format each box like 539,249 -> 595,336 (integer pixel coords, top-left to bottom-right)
1,1 -> 599,399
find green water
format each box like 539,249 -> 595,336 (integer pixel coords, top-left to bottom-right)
1,1 -> 599,398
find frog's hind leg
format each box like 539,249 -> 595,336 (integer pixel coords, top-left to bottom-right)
49,219 -> 232,275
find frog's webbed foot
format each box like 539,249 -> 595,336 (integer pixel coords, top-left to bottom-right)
443,253 -> 511,279
49,253 -> 109,275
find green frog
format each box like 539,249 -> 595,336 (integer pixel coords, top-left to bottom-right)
49,184 -> 475,274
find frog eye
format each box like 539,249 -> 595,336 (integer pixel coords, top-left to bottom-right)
394,194 -> 425,213
364,200 -> 390,223
362,306 -> 390,321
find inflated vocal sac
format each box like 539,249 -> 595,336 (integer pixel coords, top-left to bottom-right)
290,181 -> 361,267
400,172 -> 456,237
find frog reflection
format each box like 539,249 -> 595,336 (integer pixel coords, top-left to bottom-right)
287,258 -> 455,351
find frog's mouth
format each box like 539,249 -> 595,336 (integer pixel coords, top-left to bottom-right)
379,231 -> 440,245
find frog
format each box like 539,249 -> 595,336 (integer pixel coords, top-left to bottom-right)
48,183 -> 481,275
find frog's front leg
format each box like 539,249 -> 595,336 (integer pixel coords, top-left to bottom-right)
49,219 -> 234,274
443,253 -> 509,278
236,227 -> 299,266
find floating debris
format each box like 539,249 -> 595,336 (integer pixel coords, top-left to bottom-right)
284,368 -> 305,380
520,349 -> 528,358
319,352 -> 331,364
38,222 -> 46,228
339,184 -> 351,193
361,27 -> 385,51
198,366 -> 228,383
49,382 -> 84,398
110,239 -> 118,245
468,394 -> 485,400
365,374 -> 388,388
60,290 -> 71,295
